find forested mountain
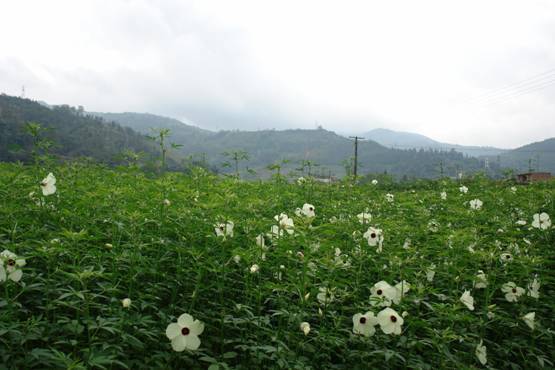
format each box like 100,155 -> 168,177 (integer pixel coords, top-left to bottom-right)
363,128 -> 507,157
96,111 -> 500,178
0,95 -> 159,165
489,138 -> 555,174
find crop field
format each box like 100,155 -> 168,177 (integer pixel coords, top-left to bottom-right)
0,163 -> 553,369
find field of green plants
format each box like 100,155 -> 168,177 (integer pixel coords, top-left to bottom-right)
0,162 -> 553,369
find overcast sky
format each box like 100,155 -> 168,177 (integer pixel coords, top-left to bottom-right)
1,0 -> 555,148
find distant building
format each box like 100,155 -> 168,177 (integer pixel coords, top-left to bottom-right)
516,172 -> 552,184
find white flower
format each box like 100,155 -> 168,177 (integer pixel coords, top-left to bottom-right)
40,172 -> 57,196
510,186 -> 517,193
317,287 -> 335,305
385,193 -> 394,202
402,238 -> 411,249
459,185 -> 468,194
502,282 -> 525,302
363,227 -> 384,252
356,212 -> 372,224
392,281 -> 410,304
0,250 -> 26,283
255,234 -> 266,249
215,221 -> 234,238
165,313 -> 204,352
474,271 -> 488,289
297,177 -> 306,185
370,281 -> 397,307
163,199 -> 171,206
531,212 -> 551,230
426,264 -> 436,282
500,252 -> 513,263
427,220 -> 439,232
371,179 -> 378,185
299,203 -> 315,218
273,213 -> 295,235
122,298 -> 132,308
475,340 -> 487,365
352,311 -> 378,337
515,220 -> 527,226
377,307 -> 404,335
522,312 -> 535,330
249,264 -> 259,274
300,322 -> 311,335
527,278 -> 540,299
469,199 -> 483,210
440,191 -> 447,200
460,290 -> 474,311
233,255 -> 241,264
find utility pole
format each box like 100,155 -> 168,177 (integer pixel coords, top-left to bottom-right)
536,154 -> 540,171
349,136 -> 365,180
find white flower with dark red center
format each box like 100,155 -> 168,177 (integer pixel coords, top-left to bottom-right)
475,340 -> 487,365
370,281 -> 397,307
352,311 -> 378,337
165,313 -> 204,352
459,185 -> 468,194
215,221 -> 234,238
385,193 -> 394,202
392,281 -> 410,304
531,212 -> 551,230
363,227 -> 384,252
371,179 -> 378,185
297,177 -> 306,185
469,199 -> 483,210
427,220 -> 439,232
500,253 -> 513,263
122,298 -> 131,308
440,191 -> 447,200
316,287 -> 335,305
0,250 -> 26,283
460,290 -> 474,311
356,212 -> 371,224
249,264 -> 259,274
40,172 -> 57,196
300,322 -> 311,335
522,312 -> 535,330
501,282 -> 525,302
473,271 -> 488,289
527,278 -> 540,299
300,203 -> 316,218
510,186 -> 517,193
163,199 -> 171,206
377,307 -> 403,335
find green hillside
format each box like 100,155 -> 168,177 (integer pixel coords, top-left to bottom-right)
488,138 -> 555,174
0,95 -> 159,165
96,112 -> 500,179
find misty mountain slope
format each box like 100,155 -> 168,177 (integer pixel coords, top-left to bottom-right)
363,128 -> 507,157
98,111 -> 498,178
0,95 -> 159,164
493,138 -> 555,174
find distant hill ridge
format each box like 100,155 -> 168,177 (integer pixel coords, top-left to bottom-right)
362,128 -> 507,157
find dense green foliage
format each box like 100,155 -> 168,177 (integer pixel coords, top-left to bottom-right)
96,112 -> 503,179
0,162 -> 553,369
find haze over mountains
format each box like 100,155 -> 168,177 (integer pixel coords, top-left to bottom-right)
361,128 -> 507,157
2,94 -> 554,178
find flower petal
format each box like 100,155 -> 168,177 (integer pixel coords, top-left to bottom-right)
178,313 -> 194,327
184,334 -> 201,350
9,269 -> 22,282
189,320 -> 204,336
165,323 -> 181,340
171,335 -> 187,352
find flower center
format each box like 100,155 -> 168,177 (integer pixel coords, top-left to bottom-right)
359,317 -> 367,324
390,315 -> 397,323
309,207 -> 313,211
370,233 -> 376,238
40,182 -> 46,187
220,226 -> 224,231
377,289 -> 383,295
7,259 -> 16,266
505,255 -> 510,259
181,327 -> 190,336
512,288 -> 517,293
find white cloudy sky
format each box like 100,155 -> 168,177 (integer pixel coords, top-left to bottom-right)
1,0 -> 555,148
